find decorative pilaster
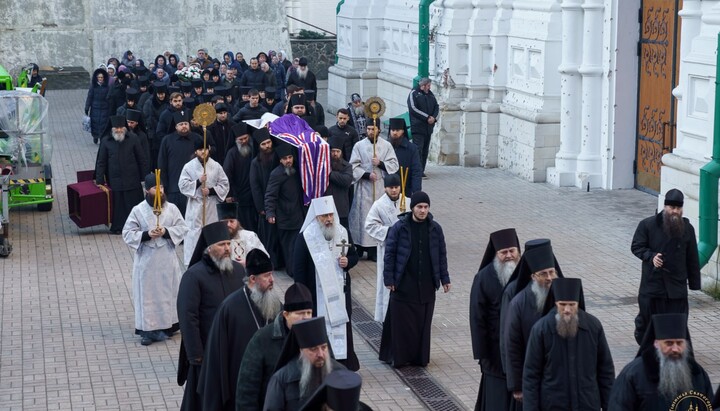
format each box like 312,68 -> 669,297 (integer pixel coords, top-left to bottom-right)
548,0 -> 583,186
575,0 -> 604,188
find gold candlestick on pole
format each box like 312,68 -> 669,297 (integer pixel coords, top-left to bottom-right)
153,169 -> 162,228
399,166 -> 408,213
364,97 -> 386,202
192,103 -> 217,227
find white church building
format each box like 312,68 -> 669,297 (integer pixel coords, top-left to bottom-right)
328,0 -> 720,278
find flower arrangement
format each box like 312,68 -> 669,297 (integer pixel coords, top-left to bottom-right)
177,66 -> 201,82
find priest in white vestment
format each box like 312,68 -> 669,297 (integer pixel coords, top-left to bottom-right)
365,174 -> 410,322
122,174 -> 188,346
348,118 -> 399,260
179,145 -> 229,267
216,202 -> 267,265
293,195 -> 361,371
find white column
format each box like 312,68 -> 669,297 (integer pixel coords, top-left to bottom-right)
485,0 -> 513,102
575,0 -> 604,188
550,0 -> 583,186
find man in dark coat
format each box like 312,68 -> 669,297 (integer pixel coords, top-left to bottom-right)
504,241 -> 561,410
324,136 -> 354,232
155,91 -> 184,143
498,239 -> 563,377
264,317 -> 346,411
115,87 -> 140,117
286,57 -> 318,93
85,67 -> 111,144
305,90 -> 324,127
294,196 -> 360,371
264,141 -> 305,277
176,222 -> 245,411
387,117 -> 422,197
207,103 -> 236,164
198,249 -> 282,411
346,94 -> 368,140
630,189 -> 701,344
469,228 -> 521,411
406,78 -> 439,174
239,58 -> 267,90
235,283 -> 314,411
95,116 -> 148,234
142,81 -> 169,168
136,76 -> 152,109
157,111 -> 205,216
125,109 -> 151,172
232,89 -> 268,123
609,313 -> 713,410
523,278 -> 615,411
249,129 -> 282,269
380,191 -> 451,367
224,123 -> 257,232
328,108 -> 360,162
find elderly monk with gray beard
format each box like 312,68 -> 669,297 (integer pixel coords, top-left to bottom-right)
469,228 -> 521,411
264,317 -> 346,411
504,242 -> 562,410
198,248 -> 282,411
523,278 -> 615,411
223,122 -> 259,232
294,196 -> 360,371
177,221 -> 245,411
631,189 -> 701,345
609,313 -> 713,410
95,115 -> 149,234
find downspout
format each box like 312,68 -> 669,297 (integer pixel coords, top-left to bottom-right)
334,0 -> 346,64
414,0 -> 436,88
697,32 -> 720,267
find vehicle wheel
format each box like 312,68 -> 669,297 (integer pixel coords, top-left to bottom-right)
37,202 -> 52,212
0,237 -> 11,258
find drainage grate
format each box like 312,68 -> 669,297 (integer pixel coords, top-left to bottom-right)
351,299 -> 466,411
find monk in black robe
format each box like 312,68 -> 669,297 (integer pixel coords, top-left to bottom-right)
249,128 -> 282,269
469,228 -> 520,411
504,241 -> 562,410
197,249 -> 281,411
223,122 -> 257,232
177,222 -> 245,411
379,192 -> 451,368
523,278 -> 614,410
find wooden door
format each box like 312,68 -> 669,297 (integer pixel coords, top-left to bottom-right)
635,0 -> 681,193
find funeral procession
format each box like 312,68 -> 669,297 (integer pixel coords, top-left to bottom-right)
3,0 -> 720,410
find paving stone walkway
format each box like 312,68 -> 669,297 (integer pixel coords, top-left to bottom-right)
0,88 -> 718,410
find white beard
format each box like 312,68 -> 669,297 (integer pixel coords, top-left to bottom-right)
298,354 -> 333,398
531,280 -> 550,313
237,143 -> 251,157
320,223 -> 335,241
112,131 -> 126,142
209,253 -> 233,274
657,346 -> 693,400
298,68 -> 308,80
249,283 -> 282,322
492,258 -> 516,287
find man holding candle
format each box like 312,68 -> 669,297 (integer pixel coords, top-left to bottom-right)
179,139 -> 230,267
348,117 -> 399,261
122,173 -> 188,346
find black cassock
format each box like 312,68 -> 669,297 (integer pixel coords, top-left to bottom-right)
197,286 -> 271,411
504,285 -> 543,411
223,145 -> 257,232
469,264 -> 510,411
250,155 -> 281,268
608,347 -> 713,410
523,309 -> 615,410
176,256 -> 245,411
293,232 -> 360,371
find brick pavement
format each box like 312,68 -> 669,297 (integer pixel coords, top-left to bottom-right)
0,88 -> 718,410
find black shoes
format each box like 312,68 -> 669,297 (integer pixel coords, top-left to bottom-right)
93,137 -> 98,144
140,330 -> 169,346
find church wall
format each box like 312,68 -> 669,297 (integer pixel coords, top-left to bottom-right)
0,0 -> 291,76
285,0 -> 337,36
661,0 -> 720,284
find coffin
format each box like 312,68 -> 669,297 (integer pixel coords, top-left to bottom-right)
67,174 -> 112,228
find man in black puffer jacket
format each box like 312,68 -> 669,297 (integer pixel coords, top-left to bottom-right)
379,191 -> 451,368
